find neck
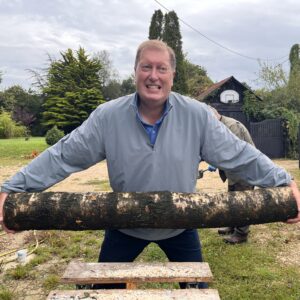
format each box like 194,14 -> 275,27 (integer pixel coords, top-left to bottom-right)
139,101 -> 165,125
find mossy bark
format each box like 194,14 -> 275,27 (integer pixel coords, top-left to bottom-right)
4,187 -> 298,231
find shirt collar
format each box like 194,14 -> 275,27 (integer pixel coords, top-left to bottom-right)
134,93 -> 171,125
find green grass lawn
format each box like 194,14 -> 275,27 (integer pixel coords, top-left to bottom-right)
0,137 -> 48,166
202,227 -> 300,300
2,226 -> 299,300
0,138 -> 300,299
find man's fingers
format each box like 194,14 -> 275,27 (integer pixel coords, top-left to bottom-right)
286,217 -> 300,224
286,211 -> 300,224
0,221 -> 15,234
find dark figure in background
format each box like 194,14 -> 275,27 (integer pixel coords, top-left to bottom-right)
211,107 -> 255,244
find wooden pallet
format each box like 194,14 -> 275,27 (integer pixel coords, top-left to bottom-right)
47,261 -> 221,300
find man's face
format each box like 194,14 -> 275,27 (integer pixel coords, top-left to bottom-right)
135,48 -> 175,106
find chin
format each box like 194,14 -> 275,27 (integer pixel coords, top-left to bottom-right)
145,95 -> 165,103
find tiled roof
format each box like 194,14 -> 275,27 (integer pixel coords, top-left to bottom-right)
197,76 -> 233,100
197,75 -> 262,102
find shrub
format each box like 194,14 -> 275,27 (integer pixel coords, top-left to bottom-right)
0,286 -> 14,300
5,265 -> 30,280
13,125 -> 27,137
243,91 -> 300,158
0,112 -> 26,138
42,274 -> 60,290
45,125 -> 64,146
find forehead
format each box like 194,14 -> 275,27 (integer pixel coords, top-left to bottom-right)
139,48 -> 171,64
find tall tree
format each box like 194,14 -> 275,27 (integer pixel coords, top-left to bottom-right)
0,85 -> 44,135
184,59 -> 213,99
246,60 -> 300,157
42,47 -> 105,133
120,75 -> 136,95
148,9 -> 164,40
289,43 -> 300,83
162,11 -> 188,93
288,44 -> 300,111
148,10 -> 188,93
0,89 -> 15,112
257,61 -> 288,91
102,79 -> 122,101
94,50 -> 119,88
102,75 -> 136,101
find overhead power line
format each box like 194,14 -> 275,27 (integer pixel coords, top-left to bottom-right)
275,58 -> 290,67
153,0 -> 289,62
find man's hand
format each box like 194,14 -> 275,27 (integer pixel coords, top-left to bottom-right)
208,165 -> 217,172
286,180 -> 300,223
0,192 -> 15,233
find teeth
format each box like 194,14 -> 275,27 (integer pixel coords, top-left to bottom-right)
147,85 -> 161,89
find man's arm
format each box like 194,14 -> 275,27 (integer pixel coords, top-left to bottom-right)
1,106 -> 106,194
202,106 -> 300,223
1,106 -> 107,233
287,180 -> 300,223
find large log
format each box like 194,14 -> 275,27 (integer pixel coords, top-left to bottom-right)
3,187 -> 298,231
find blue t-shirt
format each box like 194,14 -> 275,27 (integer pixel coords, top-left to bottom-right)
137,101 -> 170,145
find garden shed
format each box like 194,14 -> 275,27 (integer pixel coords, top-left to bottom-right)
197,76 -> 260,128
197,76 -> 285,158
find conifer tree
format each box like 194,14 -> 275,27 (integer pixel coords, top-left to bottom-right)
148,10 -> 212,96
42,47 -> 105,133
184,59 -> 213,98
148,9 -> 164,40
288,44 -> 300,112
289,44 -> 300,84
162,11 -> 188,93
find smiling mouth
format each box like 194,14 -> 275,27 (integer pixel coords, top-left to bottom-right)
146,84 -> 161,90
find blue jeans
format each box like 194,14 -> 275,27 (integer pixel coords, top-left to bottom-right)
93,229 -> 208,289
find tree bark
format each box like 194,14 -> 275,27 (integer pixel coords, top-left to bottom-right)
3,187 -> 298,231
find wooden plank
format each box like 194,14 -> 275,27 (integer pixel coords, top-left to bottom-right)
60,261 -> 213,284
126,282 -> 137,289
47,289 -> 221,300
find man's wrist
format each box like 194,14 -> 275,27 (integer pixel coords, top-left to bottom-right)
0,192 -> 8,219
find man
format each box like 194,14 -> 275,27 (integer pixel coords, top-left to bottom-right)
1,40 -> 300,290
211,107 -> 255,244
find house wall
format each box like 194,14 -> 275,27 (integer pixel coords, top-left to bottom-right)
205,80 -> 249,128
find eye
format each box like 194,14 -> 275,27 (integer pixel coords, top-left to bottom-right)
140,65 -> 152,72
158,66 -> 168,74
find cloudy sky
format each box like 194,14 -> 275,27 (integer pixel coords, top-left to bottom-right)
0,0 -> 299,90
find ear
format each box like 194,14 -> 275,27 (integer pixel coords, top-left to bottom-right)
134,69 -> 137,84
171,71 -> 175,87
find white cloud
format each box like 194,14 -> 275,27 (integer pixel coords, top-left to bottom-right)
0,0 -> 298,89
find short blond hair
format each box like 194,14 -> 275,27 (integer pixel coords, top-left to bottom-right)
134,40 -> 176,71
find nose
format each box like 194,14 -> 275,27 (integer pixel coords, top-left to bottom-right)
149,67 -> 159,80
